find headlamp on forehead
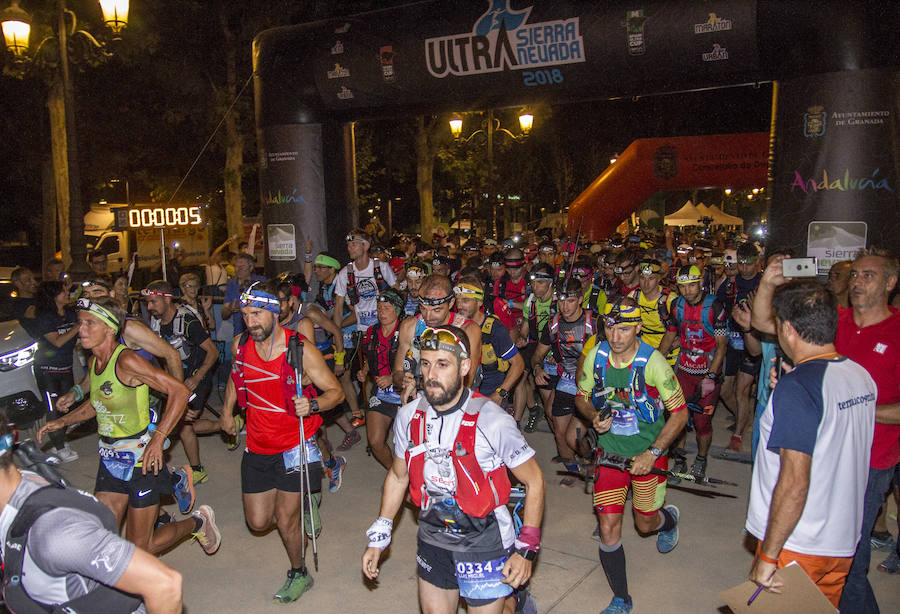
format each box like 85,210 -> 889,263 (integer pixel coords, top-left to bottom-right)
603,303 -> 642,327
453,283 -> 484,301
539,245 -> 556,254
529,271 -> 555,281
418,294 -> 454,307
419,327 -> 469,359
140,289 -> 174,298
572,267 -> 592,279
676,265 -> 703,285
76,298 -> 121,332
239,282 -> 281,314
345,233 -> 367,243
614,265 -> 634,275
406,265 -> 426,279
504,258 -> 526,269
640,263 -> 661,277
377,290 -> 405,314
738,257 -> 758,264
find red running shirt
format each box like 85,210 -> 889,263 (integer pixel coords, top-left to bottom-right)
835,307 -> 900,469
243,328 -> 323,455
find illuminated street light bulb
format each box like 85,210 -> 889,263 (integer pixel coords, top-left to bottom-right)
747,193 -> 754,199
449,114 -> 463,140
610,155 -> 618,165
724,188 -> 732,195
752,188 -> 759,194
518,110 -> 533,136
99,0 -> 129,34
0,0 -> 31,57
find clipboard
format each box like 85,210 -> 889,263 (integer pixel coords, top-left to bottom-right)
720,562 -> 837,613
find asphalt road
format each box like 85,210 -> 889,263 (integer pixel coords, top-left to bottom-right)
49,403 -> 899,613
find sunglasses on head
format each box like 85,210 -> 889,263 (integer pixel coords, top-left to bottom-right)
419,327 -> 469,359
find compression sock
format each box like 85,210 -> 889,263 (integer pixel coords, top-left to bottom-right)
655,507 -> 677,533
695,455 -> 707,463
598,540 -> 629,600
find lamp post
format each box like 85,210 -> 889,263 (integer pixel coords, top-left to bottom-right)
449,108 -> 532,238
1,0 -> 129,275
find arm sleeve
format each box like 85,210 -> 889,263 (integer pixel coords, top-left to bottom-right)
29,509 -> 136,587
538,324 -> 551,346
380,261 -> 397,287
767,370 -> 823,456
645,350 -> 686,412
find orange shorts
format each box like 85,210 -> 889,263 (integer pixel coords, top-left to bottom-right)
757,544 -> 853,607
592,454 -> 668,516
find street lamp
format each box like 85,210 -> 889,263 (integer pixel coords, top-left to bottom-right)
448,108 -> 534,237
1,0 -> 129,275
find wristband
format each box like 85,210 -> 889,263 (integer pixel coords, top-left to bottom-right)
366,516 -> 393,550
514,525 -> 541,555
757,551 -> 778,565
508,299 -> 514,309
70,384 -> 84,402
305,252 -> 313,263
334,351 -> 346,366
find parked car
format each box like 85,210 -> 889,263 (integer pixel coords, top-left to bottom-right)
0,271 -> 45,429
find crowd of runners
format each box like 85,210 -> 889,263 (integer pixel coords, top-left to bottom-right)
2,224 -> 898,613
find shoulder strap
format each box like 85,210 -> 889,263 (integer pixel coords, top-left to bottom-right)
593,341 -> 612,383
409,396 -> 429,446
700,295 -> 717,336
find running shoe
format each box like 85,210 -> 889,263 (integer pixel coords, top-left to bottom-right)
600,596 -> 633,614
303,492 -> 322,538
657,505 -> 680,553
336,429 -> 361,452
878,550 -> 900,574
524,407 -> 541,433
668,456 -> 687,486
871,530 -> 896,552
327,455 -> 347,493
274,569 -> 313,603
351,415 -> 366,428
192,467 -> 209,485
172,465 -> 195,514
156,510 -> 174,529
690,457 -> 707,481
227,414 -> 244,452
53,445 -> 79,463
191,505 -> 221,555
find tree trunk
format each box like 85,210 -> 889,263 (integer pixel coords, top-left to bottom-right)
222,14 -> 244,242
416,116 -> 435,240
42,157 -> 58,275
47,78 -> 71,269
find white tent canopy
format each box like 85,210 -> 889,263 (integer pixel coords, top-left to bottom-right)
707,205 -> 744,226
665,200 -> 704,226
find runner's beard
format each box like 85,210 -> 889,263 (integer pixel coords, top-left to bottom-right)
424,375 -> 463,407
249,319 -> 275,342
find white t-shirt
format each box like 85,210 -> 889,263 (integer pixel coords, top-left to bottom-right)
746,357 -> 876,557
393,390 -> 535,551
334,258 -> 396,333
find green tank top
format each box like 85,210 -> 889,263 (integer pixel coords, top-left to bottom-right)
90,345 -> 151,439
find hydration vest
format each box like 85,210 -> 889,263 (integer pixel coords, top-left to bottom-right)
480,315 -> 511,373
547,310 -> 594,371
150,306 -> 198,363
2,484 -> 144,614
405,395 -> 511,518
230,329 -> 318,412
526,294 -> 557,341
592,341 -> 665,424
674,294 -> 718,360
364,322 -> 400,377
345,259 -> 388,306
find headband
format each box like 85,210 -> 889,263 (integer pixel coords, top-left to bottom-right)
406,265 -> 426,279
530,271 -> 555,281
377,291 -> 404,315
140,289 -> 174,298
314,254 -> 341,269
504,258 -> 526,268
676,265 -> 703,284
418,293 -> 454,307
240,282 -> 281,314
453,283 -> 484,301
76,298 -> 121,331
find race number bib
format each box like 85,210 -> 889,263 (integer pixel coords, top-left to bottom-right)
556,372 -> 578,395
282,437 -> 323,473
609,402 -> 640,436
99,447 -> 136,482
453,555 -> 512,601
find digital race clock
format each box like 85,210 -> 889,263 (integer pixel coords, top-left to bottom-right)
111,205 -> 205,230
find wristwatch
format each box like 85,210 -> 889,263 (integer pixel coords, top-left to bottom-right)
515,548 -> 537,561
649,446 -> 662,458
309,399 -> 319,413
705,371 -> 721,383
496,388 -> 510,399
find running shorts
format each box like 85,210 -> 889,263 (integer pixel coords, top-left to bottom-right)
241,450 -> 322,494
593,454 -> 668,516
416,538 -> 513,606
95,460 -> 173,509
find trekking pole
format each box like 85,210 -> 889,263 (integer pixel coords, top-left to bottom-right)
597,451 -> 738,487
286,335 -> 320,571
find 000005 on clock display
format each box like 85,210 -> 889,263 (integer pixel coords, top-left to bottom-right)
117,206 -> 204,228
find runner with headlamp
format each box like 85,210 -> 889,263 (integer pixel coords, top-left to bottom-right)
37,296 -> 221,557
404,263 -> 427,317
575,297 -> 687,614
515,263 -> 558,431
363,325 -> 544,614
636,260 -> 679,366
453,277 -> 524,406
393,274 -> 482,403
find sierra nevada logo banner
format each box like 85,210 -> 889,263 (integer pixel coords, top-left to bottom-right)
424,1 -> 585,78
